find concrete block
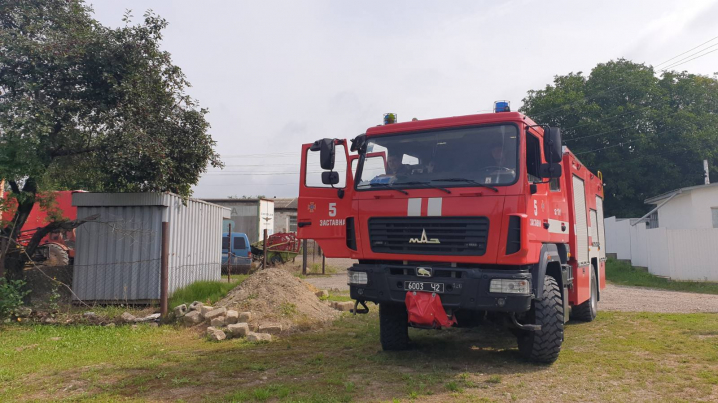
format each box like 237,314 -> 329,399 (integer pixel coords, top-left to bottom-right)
210,316 -> 226,327
183,311 -> 203,325
226,310 -> 239,324
247,332 -> 272,342
227,323 -> 250,338
204,307 -> 227,321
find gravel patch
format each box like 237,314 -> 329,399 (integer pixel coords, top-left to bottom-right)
600,284 -> 718,313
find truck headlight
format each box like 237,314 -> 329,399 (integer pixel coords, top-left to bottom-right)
347,271 -> 368,285
489,279 -> 530,294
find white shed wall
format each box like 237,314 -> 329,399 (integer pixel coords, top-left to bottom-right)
689,187 -> 718,228
656,192 -> 694,230
604,216 -> 718,281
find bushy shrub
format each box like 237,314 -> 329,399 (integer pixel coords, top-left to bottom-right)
0,278 -> 30,319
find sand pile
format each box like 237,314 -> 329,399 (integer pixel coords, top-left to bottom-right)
217,268 -> 339,332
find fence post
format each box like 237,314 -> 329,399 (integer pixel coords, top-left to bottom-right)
302,239 -> 307,275
227,223 -> 232,283
160,221 -> 169,317
263,229 -> 268,269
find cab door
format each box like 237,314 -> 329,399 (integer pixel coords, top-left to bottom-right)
297,140 -> 355,257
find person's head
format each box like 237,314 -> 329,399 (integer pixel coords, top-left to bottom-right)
387,155 -> 402,174
491,144 -> 504,165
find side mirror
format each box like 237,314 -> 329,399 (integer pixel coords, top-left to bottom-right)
544,127 -> 562,163
539,163 -> 562,178
310,138 -> 336,170
321,171 -> 340,185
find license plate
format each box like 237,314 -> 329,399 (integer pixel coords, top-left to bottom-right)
404,281 -> 445,293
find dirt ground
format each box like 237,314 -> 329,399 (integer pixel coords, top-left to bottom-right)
305,266 -> 718,313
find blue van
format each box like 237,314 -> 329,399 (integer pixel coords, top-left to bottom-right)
222,232 -> 252,272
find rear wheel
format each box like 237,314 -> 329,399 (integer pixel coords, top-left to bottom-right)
516,275 -> 564,363
379,303 -> 410,351
571,265 -> 597,322
40,243 -> 70,267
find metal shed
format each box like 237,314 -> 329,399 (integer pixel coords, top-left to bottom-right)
71,193 -> 230,303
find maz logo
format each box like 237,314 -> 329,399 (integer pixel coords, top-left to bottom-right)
409,229 -> 440,244
417,267 -> 432,277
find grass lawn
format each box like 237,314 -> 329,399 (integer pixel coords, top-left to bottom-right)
168,275 -> 248,309
606,258 -> 718,295
2,310 -> 717,402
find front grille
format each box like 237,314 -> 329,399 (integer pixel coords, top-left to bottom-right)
369,217 -> 489,256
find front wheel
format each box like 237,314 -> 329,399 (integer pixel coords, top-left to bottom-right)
379,303 -> 410,351
516,275 -> 564,363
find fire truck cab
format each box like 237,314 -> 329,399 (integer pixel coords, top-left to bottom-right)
297,108 -> 606,363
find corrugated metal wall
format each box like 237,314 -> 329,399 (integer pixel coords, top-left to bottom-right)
72,193 -> 229,302
164,195 -> 225,293
73,205 -> 163,301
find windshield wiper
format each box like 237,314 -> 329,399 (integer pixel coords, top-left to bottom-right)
368,183 -> 409,195
399,181 -> 452,194
431,178 -> 499,192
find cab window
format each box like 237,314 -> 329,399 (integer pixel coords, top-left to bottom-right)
305,144 -> 347,188
526,133 -> 541,183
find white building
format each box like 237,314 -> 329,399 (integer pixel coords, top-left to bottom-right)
644,183 -> 718,229
604,183 -> 718,281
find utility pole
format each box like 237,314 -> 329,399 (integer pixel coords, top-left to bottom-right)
704,160 -> 710,185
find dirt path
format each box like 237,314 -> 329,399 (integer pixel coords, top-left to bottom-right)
600,284 -> 718,313
305,272 -> 718,313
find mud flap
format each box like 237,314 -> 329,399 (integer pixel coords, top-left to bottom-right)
405,291 -> 457,329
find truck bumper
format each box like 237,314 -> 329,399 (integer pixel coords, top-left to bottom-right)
348,263 -> 532,313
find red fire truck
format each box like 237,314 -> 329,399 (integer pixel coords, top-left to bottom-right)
297,106 -> 606,363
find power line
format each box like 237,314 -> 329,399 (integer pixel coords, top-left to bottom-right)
653,35 -> 718,68
564,123 -> 642,142
219,152 -> 298,158
661,48 -> 718,71
531,33 -> 718,120
561,107 -> 648,131
574,140 -> 638,155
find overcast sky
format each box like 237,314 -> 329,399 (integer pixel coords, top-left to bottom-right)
90,0 -> 718,199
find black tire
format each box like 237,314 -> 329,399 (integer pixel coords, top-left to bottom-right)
270,254 -> 283,266
571,265 -> 598,322
379,303 -> 410,351
517,275 -> 564,363
42,244 -> 70,266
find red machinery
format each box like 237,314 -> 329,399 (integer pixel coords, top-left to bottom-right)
297,106 -> 606,363
2,190 -> 80,266
250,232 -> 302,267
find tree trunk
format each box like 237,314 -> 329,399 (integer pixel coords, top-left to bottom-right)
1,179 -> 38,282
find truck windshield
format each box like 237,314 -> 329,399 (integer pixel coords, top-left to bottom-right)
356,124 -> 518,190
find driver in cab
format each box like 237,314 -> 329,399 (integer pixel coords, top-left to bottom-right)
387,154 -> 410,176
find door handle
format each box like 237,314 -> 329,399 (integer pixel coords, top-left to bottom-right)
298,222 -> 311,228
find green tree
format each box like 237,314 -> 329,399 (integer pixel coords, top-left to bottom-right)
521,59 -> 718,217
0,1 -> 221,281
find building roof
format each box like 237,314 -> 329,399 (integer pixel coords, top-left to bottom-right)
273,197 -> 298,209
644,182 -> 718,204
201,198 -> 274,203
